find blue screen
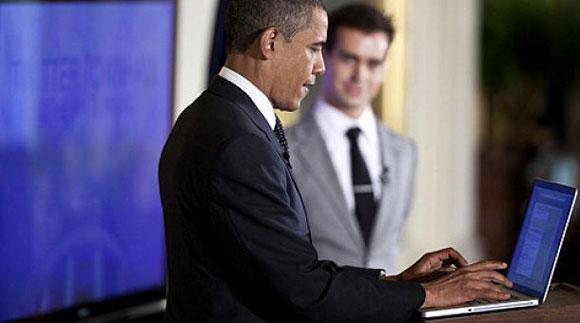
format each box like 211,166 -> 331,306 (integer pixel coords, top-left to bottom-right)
507,180 -> 576,299
0,1 -> 174,321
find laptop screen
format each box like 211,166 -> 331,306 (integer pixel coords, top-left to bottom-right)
507,180 -> 576,300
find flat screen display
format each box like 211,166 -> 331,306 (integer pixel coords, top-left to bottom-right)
0,1 -> 174,320
507,180 -> 576,299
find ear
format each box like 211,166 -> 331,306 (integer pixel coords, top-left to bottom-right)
258,27 -> 282,60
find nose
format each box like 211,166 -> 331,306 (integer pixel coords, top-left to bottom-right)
313,51 -> 325,76
351,62 -> 365,82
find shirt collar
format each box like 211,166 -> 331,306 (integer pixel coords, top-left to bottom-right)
218,66 -> 276,130
313,98 -> 378,144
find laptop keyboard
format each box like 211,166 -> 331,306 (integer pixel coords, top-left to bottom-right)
466,294 -> 521,306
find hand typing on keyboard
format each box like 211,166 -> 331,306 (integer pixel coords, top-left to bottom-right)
404,248 -> 514,309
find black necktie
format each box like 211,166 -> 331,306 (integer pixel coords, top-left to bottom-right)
346,127 -> 376,246
274,116 -> 291,167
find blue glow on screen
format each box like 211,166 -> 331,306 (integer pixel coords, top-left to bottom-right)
508,183 -> 574,298
0,1 -> 173,320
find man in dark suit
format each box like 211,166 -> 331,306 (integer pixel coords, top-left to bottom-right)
159,0 -> 513,322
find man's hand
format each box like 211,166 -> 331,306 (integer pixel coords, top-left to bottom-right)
396,248 -> 468,282
419,261 -> 513,308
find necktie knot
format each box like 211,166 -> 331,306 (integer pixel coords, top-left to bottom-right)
346,127 -> 362,142
274,116 -> 291,166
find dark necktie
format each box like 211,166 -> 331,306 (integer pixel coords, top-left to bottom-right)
346,127 -> 376,246
274,116 -> 291,167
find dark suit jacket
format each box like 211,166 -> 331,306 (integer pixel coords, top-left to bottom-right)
159,76 -> 425,322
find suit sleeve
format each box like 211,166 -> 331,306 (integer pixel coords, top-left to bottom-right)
207,134 -> 425,322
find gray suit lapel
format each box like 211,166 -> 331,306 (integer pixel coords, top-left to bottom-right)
292,114 -> 362,244
371,122 -> 396,243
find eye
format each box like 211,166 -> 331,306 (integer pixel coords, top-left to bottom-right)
368,60 -> 382,70
310,46 -> 322,53
340,56 -> 356,64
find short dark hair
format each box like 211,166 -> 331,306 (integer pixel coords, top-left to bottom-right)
326,3 -> 395,52
225,0 -> 325,53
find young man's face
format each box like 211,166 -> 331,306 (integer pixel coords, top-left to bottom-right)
322,27 -> 389,115
270,7 -> 327,112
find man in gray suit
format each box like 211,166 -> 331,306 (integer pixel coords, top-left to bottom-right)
287,3 -> 415,273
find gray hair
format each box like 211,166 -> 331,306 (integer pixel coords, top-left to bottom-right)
226,0 -> 325,53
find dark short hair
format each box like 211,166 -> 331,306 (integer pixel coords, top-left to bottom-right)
326,3 -> 395,52
225,0 -> 325,53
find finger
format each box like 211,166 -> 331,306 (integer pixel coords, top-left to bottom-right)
462,260 -> 507,272
466,280 -> 510,300
474,280 -> 505,294
438,266 -> 457,273
477,286 -> 511,301
430,248 -> 468,268
490,273 -> 513,289
468,269 -> 513,288
444,248 -> 468,267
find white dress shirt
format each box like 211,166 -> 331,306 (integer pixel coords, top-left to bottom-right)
218,66 -> 276,130
313,99 -> 383,216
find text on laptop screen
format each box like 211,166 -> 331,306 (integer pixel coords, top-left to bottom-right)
507,181 -> 575,299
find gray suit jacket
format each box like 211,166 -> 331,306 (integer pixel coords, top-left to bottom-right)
287,109 -> 417,273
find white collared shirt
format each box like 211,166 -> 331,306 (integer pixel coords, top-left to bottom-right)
313,99 -> 382,214
218,66 -> 276,130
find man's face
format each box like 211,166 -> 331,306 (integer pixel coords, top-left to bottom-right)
270,7 -> 327,111
322,27 -> 389,114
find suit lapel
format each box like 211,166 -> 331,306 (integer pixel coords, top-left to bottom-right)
207,76 -> 312,237
207,76 -> 284,158
293,113 -> 362,244
286,165 -> 312,240
371,122 -> 396,243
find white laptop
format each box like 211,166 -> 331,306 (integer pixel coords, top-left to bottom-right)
420,179 -> 577,319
